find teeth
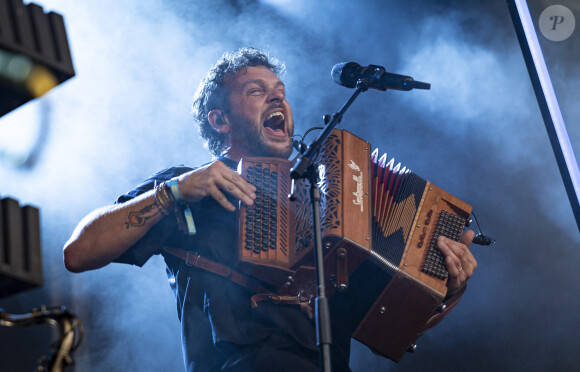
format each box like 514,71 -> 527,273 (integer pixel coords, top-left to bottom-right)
266,112 -> 284,121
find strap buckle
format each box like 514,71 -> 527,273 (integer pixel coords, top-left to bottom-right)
184,251 -> 200,267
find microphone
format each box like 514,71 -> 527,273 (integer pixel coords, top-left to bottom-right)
331,62 -> 430,91
292,139 -> 307,153
472,234 -> 495,246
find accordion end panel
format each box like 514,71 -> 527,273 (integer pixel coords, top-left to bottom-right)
352,273 -> 442,362
399,181 -> 472,298
352,181 -> 472,361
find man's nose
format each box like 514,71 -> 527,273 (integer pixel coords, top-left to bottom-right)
268,89 -> 284,103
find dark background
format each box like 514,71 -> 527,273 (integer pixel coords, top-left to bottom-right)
1,0 -> 579,370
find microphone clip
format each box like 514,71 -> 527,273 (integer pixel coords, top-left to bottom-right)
356,64 -> 386,91
292,139 -> 307,154
470,211 -> 495,246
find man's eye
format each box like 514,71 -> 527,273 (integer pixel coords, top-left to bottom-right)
249,89 -> 263,95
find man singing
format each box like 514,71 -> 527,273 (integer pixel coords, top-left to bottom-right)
63,47 -> 477,372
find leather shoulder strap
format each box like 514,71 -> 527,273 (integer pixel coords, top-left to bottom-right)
162,246 -> 271,293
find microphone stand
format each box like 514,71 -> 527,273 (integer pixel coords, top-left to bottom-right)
290,79 -> 370,372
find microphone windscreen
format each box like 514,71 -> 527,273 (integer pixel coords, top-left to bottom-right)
472,234 -> 495,246
331,62 -> 360,88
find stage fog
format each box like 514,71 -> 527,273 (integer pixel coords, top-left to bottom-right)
1,0 -> 579,371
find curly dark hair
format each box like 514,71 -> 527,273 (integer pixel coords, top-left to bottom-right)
192,47 -> 285,156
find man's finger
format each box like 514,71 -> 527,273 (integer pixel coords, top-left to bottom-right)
229,170 -> 257,194
216,175 -> 255,206
460,229 -> 475,247
210,162 -> 256,201
227,172 -> 257,202
209,186 -> 236,212
437,236 -> 457,259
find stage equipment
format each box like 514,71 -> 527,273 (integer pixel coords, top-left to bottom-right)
0,197 -> 42,298
290,67 -> 431,370
237,129 -> 472,362
0,0 -> 75,117
0,306 -> 83,372
332,62 -> 431,91
507,0 -> 580,232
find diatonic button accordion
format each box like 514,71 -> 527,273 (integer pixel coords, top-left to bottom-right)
236,129 -> 472,361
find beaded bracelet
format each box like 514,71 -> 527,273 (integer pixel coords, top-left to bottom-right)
154,180 -> 174,216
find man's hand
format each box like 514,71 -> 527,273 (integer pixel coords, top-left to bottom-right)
437,230 -> 477,296
177,161 -> 256,212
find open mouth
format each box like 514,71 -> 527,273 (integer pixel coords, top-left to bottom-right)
263,111 -> 286,136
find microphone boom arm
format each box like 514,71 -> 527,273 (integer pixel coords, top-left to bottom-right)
289,80 -> 369,372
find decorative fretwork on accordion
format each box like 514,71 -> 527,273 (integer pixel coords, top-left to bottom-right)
236,129 -> 472,362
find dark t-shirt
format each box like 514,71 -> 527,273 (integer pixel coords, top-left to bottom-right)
114,157 -> 351,371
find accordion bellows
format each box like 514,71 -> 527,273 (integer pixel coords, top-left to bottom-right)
237,129 -> 472,361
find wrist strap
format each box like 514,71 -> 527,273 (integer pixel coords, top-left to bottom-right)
169,177 -> 182,202
168,177 -> 196,235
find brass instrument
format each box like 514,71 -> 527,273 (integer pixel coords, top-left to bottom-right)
0,306 -> 83,372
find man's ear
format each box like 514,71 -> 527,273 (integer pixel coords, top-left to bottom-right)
208,110 -> 229,133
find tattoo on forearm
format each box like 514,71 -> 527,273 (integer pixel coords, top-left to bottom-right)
124,203 -> 159,229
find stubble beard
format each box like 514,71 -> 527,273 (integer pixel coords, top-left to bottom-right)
230,115 -> 293,159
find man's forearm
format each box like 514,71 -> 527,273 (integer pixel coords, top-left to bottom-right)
63,190 -> 164,272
